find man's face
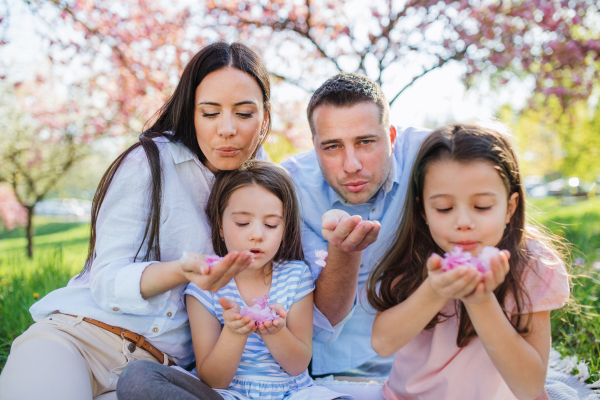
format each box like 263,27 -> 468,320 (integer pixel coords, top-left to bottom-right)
312,102 -> 396,205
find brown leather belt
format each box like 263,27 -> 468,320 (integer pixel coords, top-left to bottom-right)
61,314 -> 176,366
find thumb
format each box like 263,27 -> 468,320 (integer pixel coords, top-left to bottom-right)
271,303 -> 287,319
427,253 -> 443,272
219,297 -> 237,311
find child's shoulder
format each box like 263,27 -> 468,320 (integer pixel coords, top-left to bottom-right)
506,239 -> 570,314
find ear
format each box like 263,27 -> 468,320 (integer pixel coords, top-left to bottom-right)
505,192 -> 519,224
219,226 -> 224,239
389,126 -> 397,153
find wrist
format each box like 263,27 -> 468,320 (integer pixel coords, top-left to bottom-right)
327,243 -> 362,259
424,277 -> 447,304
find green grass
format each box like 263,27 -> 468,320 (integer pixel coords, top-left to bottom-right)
530,197 -> 600,381
1,200 -> 599,381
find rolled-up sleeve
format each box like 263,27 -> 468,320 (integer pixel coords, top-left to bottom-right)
302,220 -> 357,343
89,148 -> 171,315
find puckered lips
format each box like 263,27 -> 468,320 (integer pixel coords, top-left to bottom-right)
453,241 -> 479,252
249,247 -> 264,257
343,180 -> 368,193
215,146 -> 241,157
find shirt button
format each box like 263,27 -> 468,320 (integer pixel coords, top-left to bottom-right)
371,208 -> 376,212
113,307 -> 119,312
167,312 -> 173,317
152,327 -> 159,333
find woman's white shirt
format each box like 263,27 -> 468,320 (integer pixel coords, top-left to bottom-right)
30,137 -> 225,366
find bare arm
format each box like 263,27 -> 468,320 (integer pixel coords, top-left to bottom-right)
140,251 -> 254,299
314,210 -> 380,325
258,293 -> 314,376
189,296 -> 255,389
463,252 -> 549,400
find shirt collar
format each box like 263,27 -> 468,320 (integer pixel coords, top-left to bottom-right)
328,158 -> 398,207
168,140 -> 197,165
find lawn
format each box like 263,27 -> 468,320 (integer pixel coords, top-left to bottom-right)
1,198 -> 599,381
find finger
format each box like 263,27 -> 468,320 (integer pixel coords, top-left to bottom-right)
338,221 -> 375,252
354,221 -> 381,250
321,209 -> 351,231
271,304 -> 287,319
453,272 -> 482,298
444,268 -> 481,296
332,216 -> 362,241
427,253 -> 444,272
210,252 -> 253,290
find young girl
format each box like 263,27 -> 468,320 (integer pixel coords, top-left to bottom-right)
366,124 -> 570,400
184,160 -> 351,400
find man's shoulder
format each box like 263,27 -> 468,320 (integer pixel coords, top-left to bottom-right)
280,148 -> 319,176
393,126 -> 431,154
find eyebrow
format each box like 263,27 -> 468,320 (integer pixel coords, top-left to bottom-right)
320,134 -> 378,146
231,211 -> 283,219
429,192 -> 498,200
197,101 -> 258,107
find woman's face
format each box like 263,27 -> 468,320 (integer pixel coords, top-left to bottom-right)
194,67 -> 267,173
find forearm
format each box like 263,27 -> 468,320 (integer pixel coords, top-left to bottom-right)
197,328 -> 247,389
465,298 -> 546,400
140,260 -> 187,299
261,327 -> 311,376
372,278 -> 447,358
314,245 -> 361,325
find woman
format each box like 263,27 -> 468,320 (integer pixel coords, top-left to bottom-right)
0,42 -> 271,400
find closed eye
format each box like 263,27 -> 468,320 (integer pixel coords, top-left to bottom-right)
235,222 -> 249,227
202,112 -> 219,118
237,112 -> 253,118
436,208 -> 452,212
475,206 -> 492,210
265,224 -> 278,229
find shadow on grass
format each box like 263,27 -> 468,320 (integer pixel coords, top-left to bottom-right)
0,221 -> 87,241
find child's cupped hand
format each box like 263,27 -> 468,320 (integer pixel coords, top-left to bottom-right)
427,253 -> 483,299
219,297 -> 257,336
256,303 -> 287,336
462,250 -> 511,304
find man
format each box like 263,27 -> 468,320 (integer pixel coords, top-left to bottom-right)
281,73 -> 430,380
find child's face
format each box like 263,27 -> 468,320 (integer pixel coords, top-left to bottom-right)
221,183 -> 284,269
422,159 -> 519,256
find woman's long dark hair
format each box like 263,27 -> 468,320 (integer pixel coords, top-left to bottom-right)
79,42 -> 271,276
206,160 -> 305,276
366,124 -> 566,347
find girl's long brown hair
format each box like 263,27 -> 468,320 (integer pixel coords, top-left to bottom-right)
206,160 -> 305,275
366,123 -> 565,347
78,42 -> 271,277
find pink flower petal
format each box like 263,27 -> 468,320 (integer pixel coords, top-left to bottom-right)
204,255 -> 223,268
441,246 -> 500,275
240,294 -> 278,326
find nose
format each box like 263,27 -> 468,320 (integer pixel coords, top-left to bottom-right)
249,224 -> 264,243
454,209 -> 475,231
343,148 -> 362,174
218,112 -> 236,138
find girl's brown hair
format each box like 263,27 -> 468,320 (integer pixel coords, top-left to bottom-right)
366,123 -> 566,347
206,160 -> 305,275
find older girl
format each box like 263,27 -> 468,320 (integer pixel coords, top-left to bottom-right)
367,124 -> 570,400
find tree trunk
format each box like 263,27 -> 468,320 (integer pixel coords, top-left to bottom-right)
26,205 -> 34,259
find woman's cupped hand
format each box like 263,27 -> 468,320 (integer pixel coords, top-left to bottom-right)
179,251 -> 255,293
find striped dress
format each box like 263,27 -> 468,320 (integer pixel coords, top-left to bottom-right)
184,261 -> 351,400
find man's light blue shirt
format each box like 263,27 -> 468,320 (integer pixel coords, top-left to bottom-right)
281,126 -> 430,375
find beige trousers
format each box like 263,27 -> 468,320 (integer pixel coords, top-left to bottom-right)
0,313 -> 164,400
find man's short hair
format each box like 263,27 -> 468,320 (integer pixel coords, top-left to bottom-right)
307,72 -> 390,137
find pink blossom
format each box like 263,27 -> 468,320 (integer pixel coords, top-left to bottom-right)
441,246 -> 500,275
204,255 -> 223,268
315,250 -> 328,268
240,294 -> 279,326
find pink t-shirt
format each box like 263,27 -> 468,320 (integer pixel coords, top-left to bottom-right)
382,242 -> 570,400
